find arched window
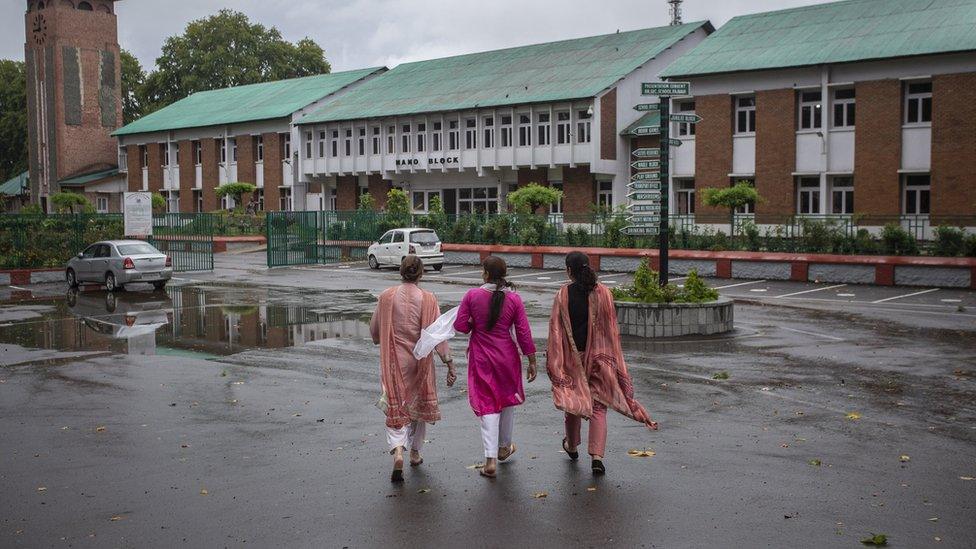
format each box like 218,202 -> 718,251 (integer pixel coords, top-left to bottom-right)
77,1 -> 93,10
61,0 -> 75,7
97,2 -> 111,13
37,1 -> 46,9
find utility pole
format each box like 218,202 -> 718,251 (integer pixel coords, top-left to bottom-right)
668,0 -> 683,26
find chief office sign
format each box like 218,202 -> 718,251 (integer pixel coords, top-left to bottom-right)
642,82 -> 691,96
124,192 -> 153,237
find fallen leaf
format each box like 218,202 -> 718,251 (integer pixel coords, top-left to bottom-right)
199,489 -> 209,496
293,413 -> 302,417
37,486 -> 47,492
781,443 -> 790,448
586,487 -> 597,492
935,537 -> 942,542
532,492 -> 548,499
846,412 -> 861,421
712,371 -> 730,380
109,516 -> 123,522
860,533 -> 888,546
960,476 -> 974,481
627,449 -> 656,457
465,463 -> 485,470
928,517 -> 938,522
417,488 -> 430,494
808,459 -> 822,467
95,426 -> 106,432
316,418 -> 325,422
181,443 -> 189,448
899,455 -> 910,462
232,381 -> 244,385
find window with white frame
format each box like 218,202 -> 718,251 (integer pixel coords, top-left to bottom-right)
412,190 -> 442,213
549,181 -> 563,214
798,91 -> 822,130
387,125 -> 395,153
830,176 -> 854,214
96,196 -> 109,213
556,111 -> 571,144
464,119 -> 477,149
432,122 -> 442,151
174,145 -> 179,165
331,130 -> 339,157
735,96 -> 756,134
256,136 -> 264,161
372,127 -> 380,154
448,120 -> 459,150
167,191 -> 179,213
118,147 -> 127,170
220,140 -> 227,163
304,132 -> 312,159
280,187 -> 292,211
832,88 -> 855,128
675,101 -> 696,137
675,179 -> 695,214
164,145 -> 170,166
195,190 -> 203,213
903,174 -> 930,215
141,145 -> 147,167
329,187 -> 337,211
597,180 -> 613,209
797,177 -> 821,214
483,117 -> 494,148
518,114 -> 532,146
255,189 -> 264,211
283,134 -> 291,158
537,112 -> 551,146
458,187 -> 499,214
230,138 -> 237,163
905,82 -> 932,125
358,127 -> 366,156
416,123 -> 426,152
400,124 -> 411,153
735,178 -> 756,213
500,115 -> 512,147
344,129 -> 352,156
318,131 -> 326,158
194,141 -> 201,165
577,109 -> 592,143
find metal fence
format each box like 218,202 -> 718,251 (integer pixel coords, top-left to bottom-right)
149,213 -> 215,272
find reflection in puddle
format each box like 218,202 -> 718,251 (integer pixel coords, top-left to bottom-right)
0,286 -> 372,359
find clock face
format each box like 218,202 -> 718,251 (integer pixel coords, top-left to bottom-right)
32,13 -> 47,46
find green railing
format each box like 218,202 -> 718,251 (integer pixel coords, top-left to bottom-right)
266,211 -> 321,267
149,213 -> 215,272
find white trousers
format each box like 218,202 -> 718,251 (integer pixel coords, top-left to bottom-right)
386,421 -> 426,452
479,406 -> 516,458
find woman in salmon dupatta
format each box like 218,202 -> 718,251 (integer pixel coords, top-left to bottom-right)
370,255 -> 457,482
454,256 -> 537,478
546,251 -> 658,475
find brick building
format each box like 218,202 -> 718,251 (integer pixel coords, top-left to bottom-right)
659,0 -> 976,235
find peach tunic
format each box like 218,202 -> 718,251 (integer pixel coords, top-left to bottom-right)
370,283 -> 449,429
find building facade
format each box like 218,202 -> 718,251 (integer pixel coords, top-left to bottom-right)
660,0 -> 976,235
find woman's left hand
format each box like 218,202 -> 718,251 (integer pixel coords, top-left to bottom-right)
446,367 -> 457,387
526,355 -> 537,383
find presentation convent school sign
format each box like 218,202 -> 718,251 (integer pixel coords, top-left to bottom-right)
123,192 -> 153,237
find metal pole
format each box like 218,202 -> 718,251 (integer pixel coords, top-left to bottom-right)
658,96 -> 670,286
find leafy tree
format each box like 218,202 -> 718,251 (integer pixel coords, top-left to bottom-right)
120,49 -> 146,124
140,10 -> 331,113
0,60 -> 27,184
702,181 -> 761,236
151,192 -> 166,212
358,192 -> 375,211
507,183 -> 562,214
215,182 -> 257,210
384,188 -> 412,228
51,192 -> 93,214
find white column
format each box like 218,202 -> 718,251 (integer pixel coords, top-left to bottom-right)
819,67 -> 830,215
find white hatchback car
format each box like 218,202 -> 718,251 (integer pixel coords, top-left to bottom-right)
367,228 -> 444,271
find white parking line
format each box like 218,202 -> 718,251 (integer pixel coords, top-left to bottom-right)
779,326 -> 845,341
872,288 -> 939,304
713,279 -> 767,290
506,270 -> 566,280
428,269 -> 485,278
773,284 -> 847,299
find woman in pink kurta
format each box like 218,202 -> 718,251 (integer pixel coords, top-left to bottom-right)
370,256 -> 456,482
453,256 -> 537,478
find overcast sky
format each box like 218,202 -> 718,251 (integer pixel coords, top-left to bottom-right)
3,0 -> 827,71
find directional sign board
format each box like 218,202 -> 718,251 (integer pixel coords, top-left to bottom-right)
631,172 -> 661,181
632,148 -> 661,158
628,192 -> 663,201
628,215 -> 662,224
642,82 -> 691,96
665,138 -> 683,147
630,203 -> 662,213
633,103 -> 661,112
631,126 -> 660,136
623,226 -> 660,236
668,113 -> 702,124
627,182 -> 662,191
631,160 -> 662,170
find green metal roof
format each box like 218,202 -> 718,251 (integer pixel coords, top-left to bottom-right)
662,0 -> 976,78
621,112 -> 662,136
112,67 -> 385,136
0,171 -> 28,196
298,22 -> 710,124
59,168 -> 120,186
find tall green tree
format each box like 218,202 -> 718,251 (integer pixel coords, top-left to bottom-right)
0,59 -> 28,184
120,49 -> 146,124
140,9 -> 331,113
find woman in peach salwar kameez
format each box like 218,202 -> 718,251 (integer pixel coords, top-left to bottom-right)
370,256 -> 456,482
546,252 -> 658,475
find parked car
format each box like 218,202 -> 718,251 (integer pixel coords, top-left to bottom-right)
367,228 -> 444,271
66,240 -> 173,291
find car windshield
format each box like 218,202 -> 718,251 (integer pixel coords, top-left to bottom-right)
116,243 -> 160,255
410,231 -> 439,244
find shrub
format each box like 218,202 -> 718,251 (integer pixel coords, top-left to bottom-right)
507,183 -> 562,214
20,203 -> 43,214
214,182 -> 256,209
933,225 -> 965,257
741,220 -> 761,251
357,192 -> 375,211
963,234 -> 976,257
610,261 -> 719,304
702,181 -> 762,236
682,269 -> 719,302
151,192 -> 166,212
880,223 -> 919,255
50,192 -> 93,213
383,188 -> 412,229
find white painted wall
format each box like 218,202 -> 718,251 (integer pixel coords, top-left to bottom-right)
732,135 -> 755,175
827,130 -> 854,173
901,126 -> 931,171
795,132 -> 823,173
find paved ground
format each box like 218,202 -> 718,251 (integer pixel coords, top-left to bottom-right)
2,252 -> 975,548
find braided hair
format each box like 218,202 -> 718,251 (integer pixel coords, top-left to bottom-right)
483,256 -> 515,330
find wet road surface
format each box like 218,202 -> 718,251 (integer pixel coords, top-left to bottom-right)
1,253 -> 975,548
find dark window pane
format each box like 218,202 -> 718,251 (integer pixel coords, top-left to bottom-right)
920,190 -> 930,214
832,191 -> 843,214
846,191 -> 854,213
908,100 -> 919,123
748,111 -> 756,132
909,82 -> 932,94
906,191 -> 917,214
922,97 -> 932,122
834,104 -> 844,127
848,104 -> 856,126
737,111 -> 747,132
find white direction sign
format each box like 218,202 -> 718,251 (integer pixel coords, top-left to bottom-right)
629,215 -> 662,224
123,192 -> 153,237
623,225 -> 660,236
631,171 -> 662,181
642,81 -> 691,96
632,148 -> 661,158
627,182 -> 662,191
630,203 -> 662,212
631,126 -> 660,136
668,113 -> 702,124
628,191 -> 662,201
631,160 -> 662,169
665,138 -> 683,147
633,103 -> 661,112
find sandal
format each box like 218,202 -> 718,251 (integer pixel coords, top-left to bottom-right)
591,459 -> 606,475
479,459 -> 497,478
409,450 -> 423,467
391,446 -> 405,482
498,443 -> 517,462
562,438 -> 579,461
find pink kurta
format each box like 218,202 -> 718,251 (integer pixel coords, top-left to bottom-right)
370,283 -> 450,429
454,287 -> 536,416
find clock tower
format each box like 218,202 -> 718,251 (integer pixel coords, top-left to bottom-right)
24,1 -> 122,211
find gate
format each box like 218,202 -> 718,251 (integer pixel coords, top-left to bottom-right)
149,213 -> 214,272
266,211 -> 320,267
266,211 -> 384,268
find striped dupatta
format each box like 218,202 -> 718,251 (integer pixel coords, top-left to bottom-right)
545,283 -> 658,430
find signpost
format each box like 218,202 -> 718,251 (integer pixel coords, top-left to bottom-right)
642,81 -> 690,96
630,126 -> 660,136
633,103 -> 661,112
627,182 -> 662,191
631,160 -> 662,170
631,148 -> 660,158
631,172 -> 662,181
668,113 -> 702,124
622,226 -> 660,236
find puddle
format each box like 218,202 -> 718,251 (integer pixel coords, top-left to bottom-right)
0,286 -> 373,359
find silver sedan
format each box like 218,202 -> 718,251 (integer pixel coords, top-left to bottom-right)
66,240 -> 173,292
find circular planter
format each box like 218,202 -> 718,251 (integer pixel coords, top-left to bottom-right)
614,297 -> 734,338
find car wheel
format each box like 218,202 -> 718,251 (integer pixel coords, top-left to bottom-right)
368,255 -> 379,270
66,288 -> 78,307
66,268 -> 78,288
105,292 -> 117,313
433,264 -> 443,272
152,281 -> 168,291
105,272 -> 123,292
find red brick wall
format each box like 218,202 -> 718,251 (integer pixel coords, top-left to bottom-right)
600,88 -> 617,160
200,139 -> 220,212
755,89 -> 796,223
125,144 -> 141,191
262,133 -> 282,211
336,176 -> 358,211
854,79 -> 902,216
562,166 -> 595,218
694,94 -> 733,221
178,140 -> 194,213
236,135 -> 256,206
146,143 -> 164,193
368,173 -> 391,210
931,73 -> 976,219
